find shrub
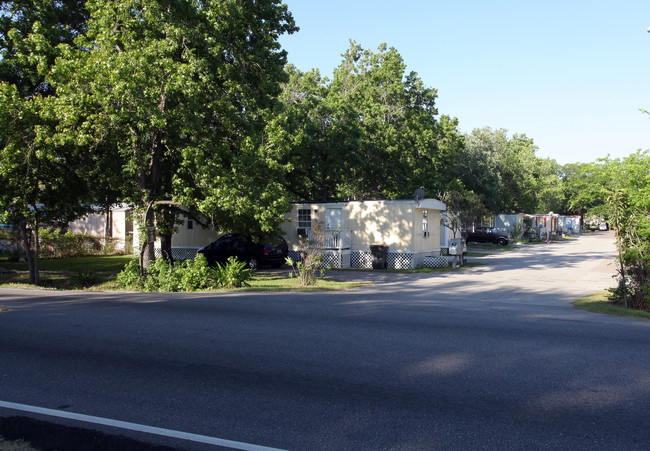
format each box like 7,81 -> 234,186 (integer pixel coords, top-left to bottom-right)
286,220 -> 327,286
214,256 -> 253,288
176,254 -> 214,290
142,257 -> 179,292
115,254 -> 252,291
39,229 -> 102,258
116,259 -> 144,290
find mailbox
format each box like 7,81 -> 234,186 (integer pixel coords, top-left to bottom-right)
448,238 -> 466,256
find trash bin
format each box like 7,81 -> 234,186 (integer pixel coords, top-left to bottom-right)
370,245 -> 388,269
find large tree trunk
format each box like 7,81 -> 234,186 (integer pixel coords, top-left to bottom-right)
20,223 -> 39,285
159,232 -> 173,264
155,206 -> 177,264
140,204 -> 157,272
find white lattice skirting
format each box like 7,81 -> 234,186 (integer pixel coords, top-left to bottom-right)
422,256 -> 449,268
288,250 -> 350,269
154,247 -> 199,261
351,251 -> 413,269
288,249 -> 448,269
350,251 -> 372,269
287,249 -> 301,263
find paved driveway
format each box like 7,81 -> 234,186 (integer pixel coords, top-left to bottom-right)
330,231 -> 617,303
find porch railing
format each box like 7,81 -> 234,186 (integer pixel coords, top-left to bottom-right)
308,229 -> 352,250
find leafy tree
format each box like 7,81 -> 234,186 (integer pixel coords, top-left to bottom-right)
438,187 -> 487,240
561,160 -> 612,221
330,42 -> 461,200
558,162 -> 594,216
0,0 -> 91,284
456,127 -> 561,214
51,0 -> 297,269
0,0 -> 88,97
454,128 -> 502,212
270,65 -> 345,202
605,152 -> 650,309
565,152 -> 650,309
530,157 -> 564,214
275,42 -> 462,202
0,84 -> 90,284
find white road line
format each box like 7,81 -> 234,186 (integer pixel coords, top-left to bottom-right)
0,400 -> 286,451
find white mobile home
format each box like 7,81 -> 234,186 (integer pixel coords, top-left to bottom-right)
281,198 -> 448,269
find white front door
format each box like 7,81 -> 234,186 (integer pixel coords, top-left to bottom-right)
325,208 -> 343,230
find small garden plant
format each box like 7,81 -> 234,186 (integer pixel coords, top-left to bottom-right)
285,220 -> 327,286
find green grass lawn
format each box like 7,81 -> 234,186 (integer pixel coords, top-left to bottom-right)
0,255 -> 134,290
573,291 -> 650,320
0,254 -> 482,292
0,254 -> 133,272
240,272 -> 371,291
0,255 -> 372,292
466,244 -> 517,253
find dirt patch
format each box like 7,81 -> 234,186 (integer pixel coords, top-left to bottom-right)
0,416 -> 183,451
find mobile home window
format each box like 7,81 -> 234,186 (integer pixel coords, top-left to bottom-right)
298,209 -> 312,229
422,210 -> 429,237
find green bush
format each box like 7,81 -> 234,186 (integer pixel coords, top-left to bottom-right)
142,257 -> 179,292
39,229 -> 102,258
214,257 -> 253,288
115,254 -> 252,292
116,259 -> 144,290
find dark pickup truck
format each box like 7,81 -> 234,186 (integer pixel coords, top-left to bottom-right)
465,227 -> 512,246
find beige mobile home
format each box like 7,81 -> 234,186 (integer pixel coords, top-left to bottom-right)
132,213 -> 221,260
67,204 -> 133,251
281,198 -> 448,269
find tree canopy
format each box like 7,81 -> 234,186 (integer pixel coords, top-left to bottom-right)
274,42 -> 463,202
1,0 -> 297,280
562,152 -> 650,309
47,0 -> 297,267
454,127 -> 563,215
0,0 -> 93,283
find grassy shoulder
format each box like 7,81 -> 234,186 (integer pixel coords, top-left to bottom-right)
0,255 -> 482,292
573,291 -> 650,320
0,255 -> 373,292
0,255 -> 134,290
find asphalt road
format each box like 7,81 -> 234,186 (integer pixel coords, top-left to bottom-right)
1,231 -> 650,450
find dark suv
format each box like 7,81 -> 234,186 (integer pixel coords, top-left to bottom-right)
465,227 -> 512,246
197,233 -> 288,269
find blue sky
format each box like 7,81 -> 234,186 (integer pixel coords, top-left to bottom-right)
278,0 -> 650,165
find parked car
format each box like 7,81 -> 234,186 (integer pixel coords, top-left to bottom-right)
464,227 -> 512,246
598,222 -> 608,231
197,233 -> 288,269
